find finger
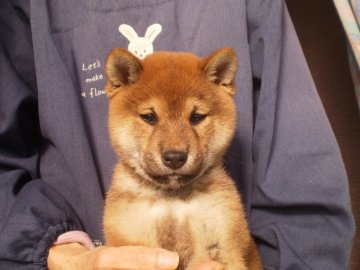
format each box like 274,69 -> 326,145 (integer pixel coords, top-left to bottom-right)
195,260 -> 224,270
94,246 -> 179,270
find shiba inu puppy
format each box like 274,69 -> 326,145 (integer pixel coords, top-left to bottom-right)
103,48 -> 263,270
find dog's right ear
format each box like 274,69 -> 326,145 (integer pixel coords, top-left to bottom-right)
105,48 -> 143,92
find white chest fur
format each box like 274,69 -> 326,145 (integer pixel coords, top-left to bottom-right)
109,194 -> 225,247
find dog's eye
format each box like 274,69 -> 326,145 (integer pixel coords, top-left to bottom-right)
140,112 -> 157,125
190,112 -> 207,125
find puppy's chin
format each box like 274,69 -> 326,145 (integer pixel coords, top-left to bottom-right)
149,174 -> 197,190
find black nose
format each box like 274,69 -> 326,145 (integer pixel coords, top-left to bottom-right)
162,150 -> 188,170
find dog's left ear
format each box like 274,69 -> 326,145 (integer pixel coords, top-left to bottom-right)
202,48 -> 238,96
105,48 -> 143,93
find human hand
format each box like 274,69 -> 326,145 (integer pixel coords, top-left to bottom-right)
48,243 -> 179,270
48,243 -> 224,270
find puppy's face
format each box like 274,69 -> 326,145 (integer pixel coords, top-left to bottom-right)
105,48 -> 237,190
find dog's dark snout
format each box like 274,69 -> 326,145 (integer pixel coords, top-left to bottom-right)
162,150 -> 188,169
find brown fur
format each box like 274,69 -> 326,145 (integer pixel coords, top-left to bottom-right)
103,48 -> 263,270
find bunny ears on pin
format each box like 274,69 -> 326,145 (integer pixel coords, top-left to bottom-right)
118,24 -> 162,59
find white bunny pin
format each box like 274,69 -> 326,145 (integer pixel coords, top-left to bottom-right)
118,23 -> 162,59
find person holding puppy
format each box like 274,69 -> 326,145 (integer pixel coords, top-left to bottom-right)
0,0 -> 355,270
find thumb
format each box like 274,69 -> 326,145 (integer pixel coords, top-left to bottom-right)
94,246 -> 179,270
